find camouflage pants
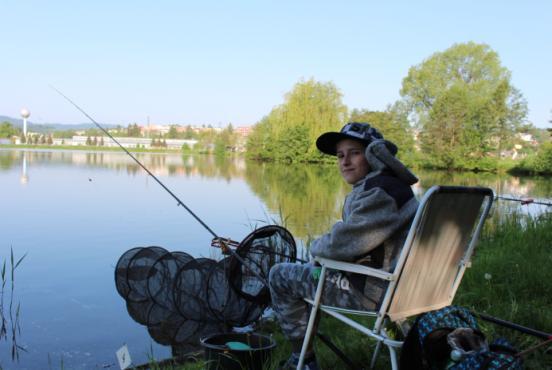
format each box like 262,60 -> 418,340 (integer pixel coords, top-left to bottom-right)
268,262 -> 380,341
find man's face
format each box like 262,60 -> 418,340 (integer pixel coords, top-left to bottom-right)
336,139 -> 370,185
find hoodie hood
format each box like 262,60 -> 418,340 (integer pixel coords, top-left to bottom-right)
365,139 -> 418,185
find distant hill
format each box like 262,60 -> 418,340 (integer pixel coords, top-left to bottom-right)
0,115 -> 117,133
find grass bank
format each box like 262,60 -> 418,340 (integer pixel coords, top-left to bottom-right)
167,211 -> 551,369
0,144 -> 244,157
0,144 -> 183,154
509,143 -> 552,176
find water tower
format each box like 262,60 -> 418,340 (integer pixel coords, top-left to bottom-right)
20,108 -> 30,137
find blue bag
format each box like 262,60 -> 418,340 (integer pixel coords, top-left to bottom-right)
399,306 -> 523,370
447,338 -> 522,369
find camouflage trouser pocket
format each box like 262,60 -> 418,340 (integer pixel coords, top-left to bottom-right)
327,271 -> 351,291
269,262 -> 376,339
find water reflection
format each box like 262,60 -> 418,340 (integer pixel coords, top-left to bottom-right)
20,152 -> 29,185
1,149 -> 550,226
0,149 -> 250,182
416,169 -> 552,218
417,169 -> 552,200
244,161 -> 349,240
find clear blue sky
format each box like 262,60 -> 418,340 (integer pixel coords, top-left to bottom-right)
1,0 -> 550,128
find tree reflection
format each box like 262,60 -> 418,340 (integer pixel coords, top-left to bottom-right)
244,161 -> 349,239
0,150 -> 549,223
0,151 -> 19,170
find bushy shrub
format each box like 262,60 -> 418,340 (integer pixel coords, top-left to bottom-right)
511,143 -> 552,175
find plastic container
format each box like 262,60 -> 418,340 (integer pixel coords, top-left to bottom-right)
200,332 -> 276,370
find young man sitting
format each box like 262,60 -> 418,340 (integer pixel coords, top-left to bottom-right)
269,122 -> 419,369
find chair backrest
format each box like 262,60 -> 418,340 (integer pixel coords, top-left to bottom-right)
385,186 -> 493,321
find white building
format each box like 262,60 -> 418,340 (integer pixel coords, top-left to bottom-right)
53,136 -> 197,150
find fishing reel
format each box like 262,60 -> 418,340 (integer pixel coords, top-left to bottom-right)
210,237 -> 240,255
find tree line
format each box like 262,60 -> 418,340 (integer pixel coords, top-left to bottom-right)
2,42 -> 549,173
0,120 -> 242,155
246,42 -> 550,173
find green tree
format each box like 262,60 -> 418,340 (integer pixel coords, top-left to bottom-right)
420,85 -> 485,168
47,135 -> 53,145
214,124 -> 238,155
246,78 -> 347,162
127,123 -> 141,137
184,125 -> 196,139
53,129 -> 77,138
283,79 -> 347,148
84,128 -> 103,137
245,117 -> 274,160
349,102 -> 415,161
400,42 -> 528,169
275,124 -> 311,162
167,125 -> 178,139
513,142 -> 552,175
86,136 -> 92,145
0,122 -> 21,138
534,143 -> 552,173
196,128 -> 217,153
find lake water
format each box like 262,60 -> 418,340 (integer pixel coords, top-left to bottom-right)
1,149 -> 550,369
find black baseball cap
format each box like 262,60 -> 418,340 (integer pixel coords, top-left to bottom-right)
316,122 -> 383,156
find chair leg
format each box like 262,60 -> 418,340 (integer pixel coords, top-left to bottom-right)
370,316 -> 390,369
369,340 -> 382,369
388,345 -> 399,370
298,266 -> 327,370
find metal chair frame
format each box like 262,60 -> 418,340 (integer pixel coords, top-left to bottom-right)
298,186 -> 494,370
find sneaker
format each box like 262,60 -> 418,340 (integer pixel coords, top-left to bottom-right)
278,353 -> 320,370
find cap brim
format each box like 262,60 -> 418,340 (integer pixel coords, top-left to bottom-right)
316,132 -> 369,156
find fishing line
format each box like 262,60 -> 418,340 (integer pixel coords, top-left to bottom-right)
50,85 -> 270,286
50,85 -> 219,238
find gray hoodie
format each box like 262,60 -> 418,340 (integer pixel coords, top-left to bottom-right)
310,139 -> 419,283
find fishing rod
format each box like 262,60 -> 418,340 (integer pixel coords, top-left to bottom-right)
495,195 -> 552,207
50,86 -> 269,286
471,310 -> 552,340
470,310 -> 552,358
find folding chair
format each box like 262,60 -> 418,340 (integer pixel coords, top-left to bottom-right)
298,186 -> 494,370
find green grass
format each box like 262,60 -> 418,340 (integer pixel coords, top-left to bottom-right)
1,248 -> 27,367
170,211 -> 552,369
454,212 -> 552,368
296,212 -> 552,369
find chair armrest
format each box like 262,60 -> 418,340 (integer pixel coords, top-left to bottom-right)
314,257 -> 394,281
